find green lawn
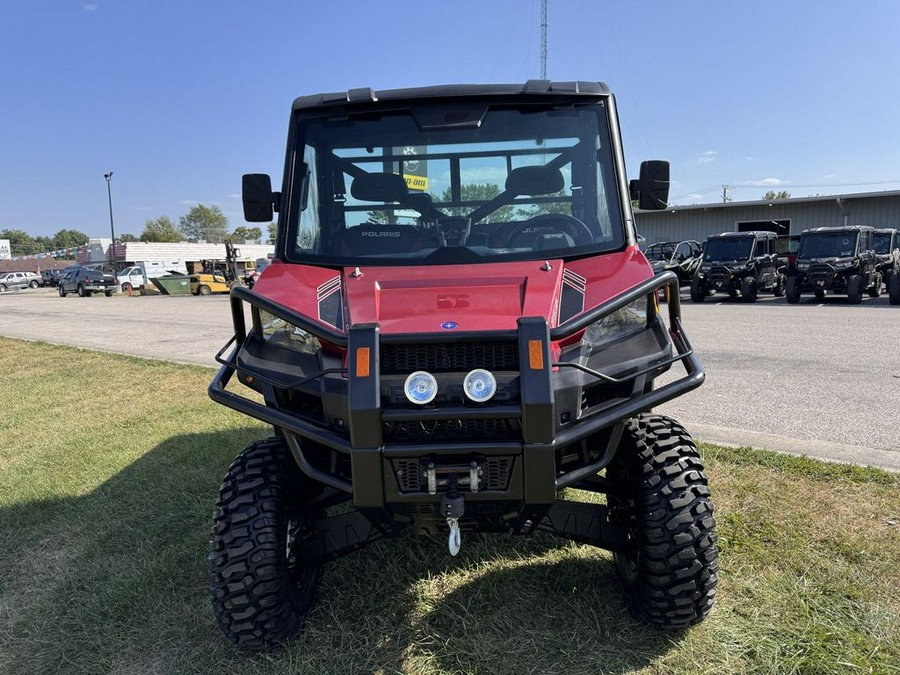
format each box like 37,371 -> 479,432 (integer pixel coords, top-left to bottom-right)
1,337 -> 898,674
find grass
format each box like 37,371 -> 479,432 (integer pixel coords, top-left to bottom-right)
0,336 -> 898,674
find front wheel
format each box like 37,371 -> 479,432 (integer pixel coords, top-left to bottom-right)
29,280 -> 39,289
198,284 -> 211,296
741,276 -> 758,303
58,285 -> 67,297
689,276 -> 706,303
847,274 -> 863,304
608,414 -> 719,628
786,276 -> 801,304
0,284 -> 6,293
867,273 -> 881,298
209,438 -> 323,651
889,271 -> 900,305
773,274 -> 786,297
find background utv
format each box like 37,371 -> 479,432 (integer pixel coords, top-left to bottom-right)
786,226 -> 880,304
207,81 -> 718,650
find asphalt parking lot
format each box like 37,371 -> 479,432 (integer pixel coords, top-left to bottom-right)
2,286 -> 898,469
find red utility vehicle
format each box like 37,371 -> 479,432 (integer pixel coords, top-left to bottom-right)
208,81 -> 718,649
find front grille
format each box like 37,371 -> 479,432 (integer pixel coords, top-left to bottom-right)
380,341 -> 519,374
384,418 -> 520,443
391,456 -> 515,493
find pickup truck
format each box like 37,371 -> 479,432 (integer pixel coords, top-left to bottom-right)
57,266 -> 117,297
0,271 -> 42,291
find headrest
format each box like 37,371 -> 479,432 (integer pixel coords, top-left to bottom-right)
505,165 -> 564,196
350,173 -> 409,202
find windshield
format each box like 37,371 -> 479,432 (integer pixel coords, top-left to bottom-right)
284,103 -> 624,266
874,232 -> 894,254
644,243 -> 676,263
798,232 -> 858,259
704,238 -> 753,262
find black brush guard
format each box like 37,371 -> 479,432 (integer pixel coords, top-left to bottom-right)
208,270 -> 704,561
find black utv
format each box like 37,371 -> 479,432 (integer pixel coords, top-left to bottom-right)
874,228 -> 899,304
690,231 -> 783,303
786,226 -> 880,304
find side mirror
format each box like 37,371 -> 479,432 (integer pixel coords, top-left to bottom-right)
631,160 -> 670,210
242,174 -> 274,222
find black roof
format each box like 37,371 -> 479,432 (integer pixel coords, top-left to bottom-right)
707,231 -> 777,240
802,226 -> 874,234
292,80 -> 610,111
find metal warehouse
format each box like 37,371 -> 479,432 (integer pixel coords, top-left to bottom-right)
634,189 -> 900,244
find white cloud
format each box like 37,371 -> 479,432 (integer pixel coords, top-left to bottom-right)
227,193 -> 241,200
686,193 -> 705,200
690,151 -> 717,165
747,177 -> 787,187
178,199 -> 199,206
82,2 -> 98,11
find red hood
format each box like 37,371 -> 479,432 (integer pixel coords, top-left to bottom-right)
252,248 -> 651,335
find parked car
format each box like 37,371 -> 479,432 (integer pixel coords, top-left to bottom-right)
0,271 -> 42,291
643,240 -> 702,282
690,231 -> 783,302
41,269 -> 61,287
786,226 -> 880,304
58,266 -> 117,297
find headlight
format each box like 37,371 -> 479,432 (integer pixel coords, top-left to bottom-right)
796,262 -> 810,270
833,260 -> 853,269
404,371 -> 438,405
258,309 -> 321,354
584,297 -> 649,349
463,369 -> 497,403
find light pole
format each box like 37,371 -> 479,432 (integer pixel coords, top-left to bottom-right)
104,172 -> 117,278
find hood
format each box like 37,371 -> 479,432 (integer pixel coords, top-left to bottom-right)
252,249 -> 651,336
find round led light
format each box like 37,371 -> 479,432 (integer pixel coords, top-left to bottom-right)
404,370 -> 438,405
463,368 -> 497,403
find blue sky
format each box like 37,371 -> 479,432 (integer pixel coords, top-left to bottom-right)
3,0 -> 900,239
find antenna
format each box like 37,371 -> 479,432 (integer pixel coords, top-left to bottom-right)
540,0 -> 548,79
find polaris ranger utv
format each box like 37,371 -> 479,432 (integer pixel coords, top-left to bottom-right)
208,81 -> 717,650
786,226 -> 880,304
690,230 -> 783,303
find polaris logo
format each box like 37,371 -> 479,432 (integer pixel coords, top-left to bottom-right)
361,231 -> 401,237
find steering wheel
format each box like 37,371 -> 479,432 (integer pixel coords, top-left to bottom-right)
504,213 -> 594,248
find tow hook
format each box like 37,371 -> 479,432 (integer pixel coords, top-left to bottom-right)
440,491 -> 465,556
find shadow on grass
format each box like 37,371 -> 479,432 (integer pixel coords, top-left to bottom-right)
0,427 -> 683,674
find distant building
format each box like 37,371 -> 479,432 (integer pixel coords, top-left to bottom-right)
635,190 -> 900,243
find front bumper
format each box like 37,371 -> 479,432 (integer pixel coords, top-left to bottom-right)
209,271 -> 703,530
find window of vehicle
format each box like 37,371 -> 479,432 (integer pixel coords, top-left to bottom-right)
285,102 -> 624,266
798,232 -> 859,258
704,237 -> 753,262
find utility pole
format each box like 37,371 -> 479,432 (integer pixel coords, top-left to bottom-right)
104,172 -> 117,275
540,0 -> 548,79
722,184 -> 732,203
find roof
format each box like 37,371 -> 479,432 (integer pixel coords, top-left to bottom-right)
292,80 -> 610,111
638,189 -> 900,214
707,230 -> 777,239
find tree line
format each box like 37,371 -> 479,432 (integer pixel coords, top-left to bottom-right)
3,204 -> 277,257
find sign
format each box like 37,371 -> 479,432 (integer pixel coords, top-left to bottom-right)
394,145 -> 428,192
0,239 -> 10,260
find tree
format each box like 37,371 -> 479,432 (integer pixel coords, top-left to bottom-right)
439,183 -> 517,223
140,216 -> 182,242
0,229 -> 40,256
763,190 -> 791,200
268,221 -> 277,244
51,229 -> 89,250
119,233 -> 140,242
178,204 -> 228,243
231,225 -> 262,243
